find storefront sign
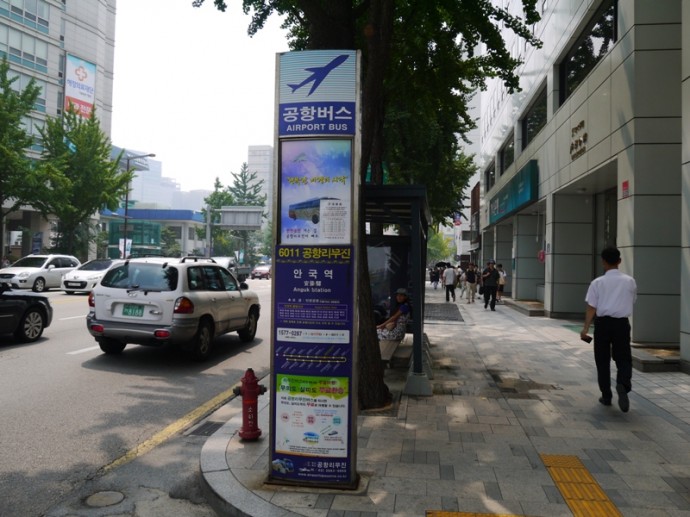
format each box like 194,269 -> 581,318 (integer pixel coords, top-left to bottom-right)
489,160 -> 539,224
570,120 -> 587,160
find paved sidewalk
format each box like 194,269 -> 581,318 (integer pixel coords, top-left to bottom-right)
200,286 -> 690,516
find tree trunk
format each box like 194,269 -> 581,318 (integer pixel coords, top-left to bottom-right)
356,218 -> 391,410
355,0 -> 396,410
0,211 -> 6,260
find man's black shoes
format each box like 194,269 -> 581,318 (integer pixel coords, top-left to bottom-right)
616,384 -> 630,412
599,397 -> 612,406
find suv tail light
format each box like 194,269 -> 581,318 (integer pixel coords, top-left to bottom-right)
88,291 -> 95,307
174,297 -> 194,314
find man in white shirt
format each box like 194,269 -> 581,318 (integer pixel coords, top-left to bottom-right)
442,265 -> 457,302
581,247 -> 637,412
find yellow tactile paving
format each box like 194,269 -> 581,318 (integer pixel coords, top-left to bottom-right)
540,454 -> 624,517
427,455 -> 623,517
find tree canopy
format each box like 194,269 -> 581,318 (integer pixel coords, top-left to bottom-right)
36,108 -> 131,257
193,0 -> 541,225
193,0 -> 542,409
201,165 -> 266,261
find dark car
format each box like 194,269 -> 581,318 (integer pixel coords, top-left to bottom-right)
0,282 -> 53,342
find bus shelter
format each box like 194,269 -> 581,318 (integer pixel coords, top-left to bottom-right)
364,185 -> 432,395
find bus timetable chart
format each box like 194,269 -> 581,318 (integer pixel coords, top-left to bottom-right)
277,303 -> 348,323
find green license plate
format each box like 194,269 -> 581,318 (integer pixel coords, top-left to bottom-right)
122,303 -> 144,317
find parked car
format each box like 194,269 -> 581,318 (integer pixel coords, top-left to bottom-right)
0,254 -> 80,292
212,257 -> 252,282
251,264 -> 271,280
86,256 -> 261,360
0,282 -> 53,342
61,258 -> 121,294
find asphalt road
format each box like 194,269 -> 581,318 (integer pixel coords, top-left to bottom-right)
0,279 -> 273,517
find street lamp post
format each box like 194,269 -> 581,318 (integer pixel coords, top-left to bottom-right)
122,152 -> 155,258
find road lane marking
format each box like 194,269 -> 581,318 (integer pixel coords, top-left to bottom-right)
67,345 -> 101,355
60,315 -> 87,321
98,384 -> 241,475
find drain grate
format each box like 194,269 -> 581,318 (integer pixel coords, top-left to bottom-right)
188,421 -> 223,436
424,303 -> 464,322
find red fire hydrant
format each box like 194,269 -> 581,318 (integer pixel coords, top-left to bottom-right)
232,368 -> 266,440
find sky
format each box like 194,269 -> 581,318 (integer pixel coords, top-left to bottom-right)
111,0 -> 289,192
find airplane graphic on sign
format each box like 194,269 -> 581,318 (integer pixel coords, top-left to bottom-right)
287,54 -> 349,96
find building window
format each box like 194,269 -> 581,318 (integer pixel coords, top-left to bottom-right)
559,0 -> 617,105
499,133 -> 514,175
188,227 -> 195,240
0,25 -> 49,72
484,162 -> 496,192
169,226 -> 182,239
521,88 -> 547,150
0,0 -> 50,34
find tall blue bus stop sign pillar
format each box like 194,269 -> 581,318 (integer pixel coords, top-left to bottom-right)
268,50 -> 361,489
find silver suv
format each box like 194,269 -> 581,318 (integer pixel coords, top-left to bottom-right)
0,254 -> 81,292
86,256 -> 261,360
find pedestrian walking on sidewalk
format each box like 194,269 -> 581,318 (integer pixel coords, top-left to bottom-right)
496,264 -> 507,303
442,264 -> 457,302
465,264 -> 478,303
456,265 -> 466,298
580,247 -> 637,412
430,268 -> 440,290
481,260 -> 500,310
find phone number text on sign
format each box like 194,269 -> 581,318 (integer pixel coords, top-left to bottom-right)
277,328 -> 350,343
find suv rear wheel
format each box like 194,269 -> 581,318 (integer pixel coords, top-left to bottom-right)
191,320 -> 213,361
238,308 -> 258,342
99,338 -> 126,354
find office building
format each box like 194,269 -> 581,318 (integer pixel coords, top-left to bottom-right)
477,1 -> 689,370
247,145 -> 273,229
2,0 -> 116,255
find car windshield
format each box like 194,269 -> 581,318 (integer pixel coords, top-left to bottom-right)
11,256 -> 47,268
101,263 -> 178,291
79,259 -> 113,271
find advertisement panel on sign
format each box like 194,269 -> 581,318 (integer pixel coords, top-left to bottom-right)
64,54 -> 96,118
280,139 -> 352,245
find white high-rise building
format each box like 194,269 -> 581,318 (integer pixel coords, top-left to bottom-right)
247,145 -> 274,229
2,0 -> 117,256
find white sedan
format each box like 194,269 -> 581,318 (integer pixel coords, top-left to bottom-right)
61,258 -> 121,294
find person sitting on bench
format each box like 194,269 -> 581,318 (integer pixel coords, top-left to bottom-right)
376,288 -> 411,341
